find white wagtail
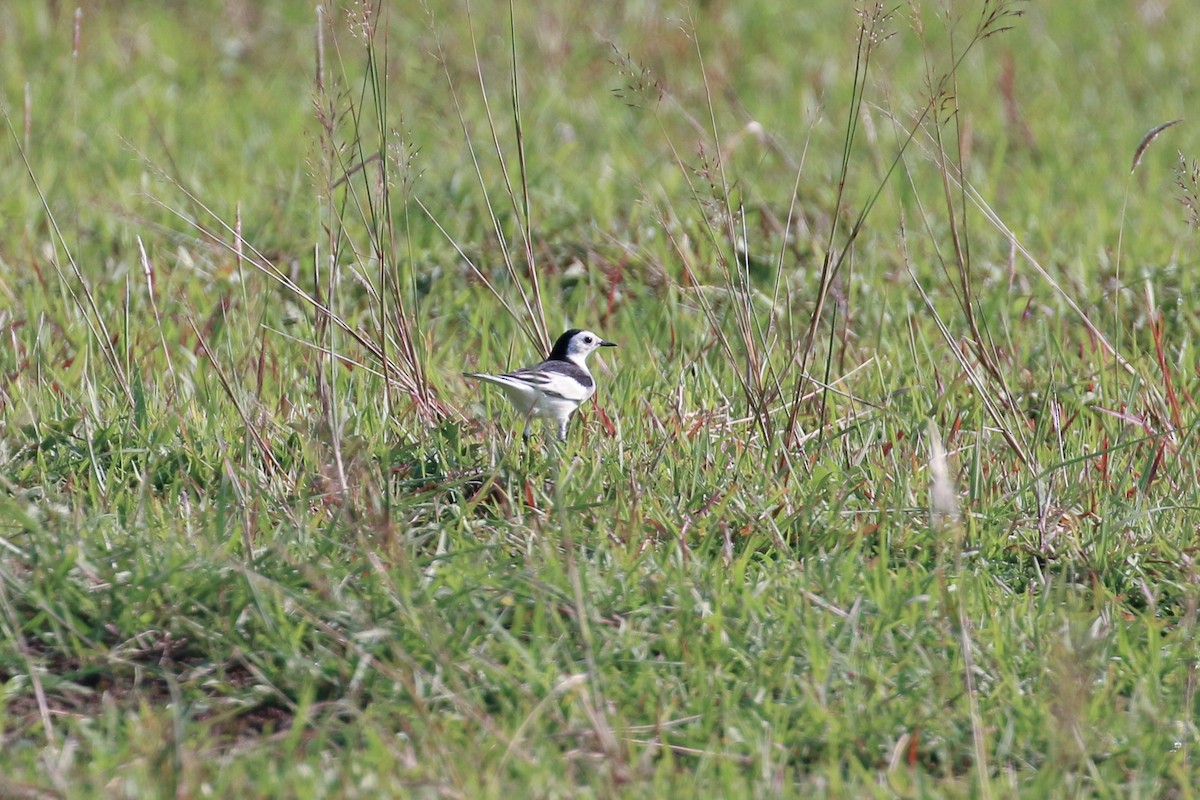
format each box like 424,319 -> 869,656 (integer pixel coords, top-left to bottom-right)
465,329 -> 617,440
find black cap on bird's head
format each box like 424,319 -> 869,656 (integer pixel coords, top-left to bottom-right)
547,329 -> 617,363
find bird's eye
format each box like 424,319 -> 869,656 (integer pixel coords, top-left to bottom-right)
583,336 -> 593,344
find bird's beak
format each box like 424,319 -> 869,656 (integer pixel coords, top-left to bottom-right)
600,340 -> 617,348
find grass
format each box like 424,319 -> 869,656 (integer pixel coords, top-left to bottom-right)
3,0 -> 1200,796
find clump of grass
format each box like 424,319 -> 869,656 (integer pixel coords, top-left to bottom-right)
1175,150 -> 1200,229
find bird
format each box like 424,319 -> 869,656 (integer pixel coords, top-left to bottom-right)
464,328 -> 617,441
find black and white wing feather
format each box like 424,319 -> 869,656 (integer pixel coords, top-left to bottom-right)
501,361 -> 594,401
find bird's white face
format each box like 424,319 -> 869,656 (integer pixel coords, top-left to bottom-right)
563,330 -> 614,364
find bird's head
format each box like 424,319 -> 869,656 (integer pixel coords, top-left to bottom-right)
548,328 -> 617,365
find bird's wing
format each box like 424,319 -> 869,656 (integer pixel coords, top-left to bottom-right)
503,362 -> 595,402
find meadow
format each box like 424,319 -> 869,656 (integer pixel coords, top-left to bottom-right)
2,0 -> 1200,796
